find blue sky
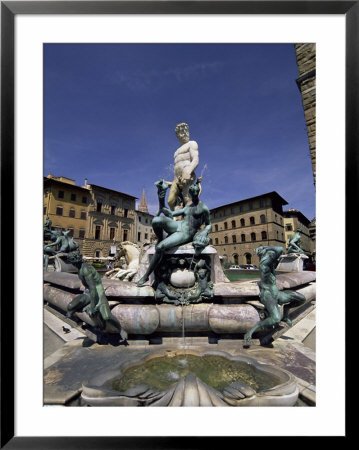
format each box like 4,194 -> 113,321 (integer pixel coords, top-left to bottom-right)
44,43 -> 315,220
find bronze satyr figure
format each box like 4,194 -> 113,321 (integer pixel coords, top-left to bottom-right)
66,251 -> 128,344
137,182 -> 211,287
244,245 -> 305,346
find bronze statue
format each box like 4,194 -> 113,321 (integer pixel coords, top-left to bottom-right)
287,228 -> 305,254
44,230 -> 79,254
244,245 -> 306,346
186,258 -> 213,303
154,264 -> 181,304
137,182 -> 211,287
66,251 -> 128,343
154,179 -> 172,217
167,122 -> 199,211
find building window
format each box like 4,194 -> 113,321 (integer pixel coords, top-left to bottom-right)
68,228 -> 74,237
232,235 -> 236,243
123,229 -> 128,241
260,199 -> 264,207
82,196 -> 87,204
241,234 -> 246,242
249,202 -> 253,210
71,193 -> 76,202
286,224 -> 293,231
261,231 -> 267,240
95,250 -> 101,258
110,227 -> 115,240
251,232 -> 256,241
43,207 -> 47,215
56,206 -> 63,216
95,226 -> 101,240
215,238 -> 219,245
231,220 -> 236,228
233,254 -> 239,265
239,205 -> 243,212
139,216 -> 142,222
215,224 -> 219,232
145,218 -> 148,224
58,190 -> 64,199
69,208 -> 75,218
260,214 -> 266,224
111,205 -> 116,215
250,216 -> 255,225
124,208 -> 128,218
245,253 -> 252,264
240,218 -> 245,227
79,229 -> 85,239
145,233 -> 148,240
96,201 -> 102,212
224,222 -> 228,230
224,236 -> 228,244
80,211 -> 87,220
275,214 -> 278,222
138,232 -> 141,241
231,207 -> 235,214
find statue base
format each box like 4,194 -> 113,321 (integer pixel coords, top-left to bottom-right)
276,253 -> 308,272
133,244 -> 230,305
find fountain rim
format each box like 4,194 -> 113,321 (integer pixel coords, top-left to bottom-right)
82,348 -> 295,398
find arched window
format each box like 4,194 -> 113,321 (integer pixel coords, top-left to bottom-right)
224,222 -> 228,230
251,232 -> 256,241
232,235 -> 236,243
245,253 -> 252,264
69,207 -> 75,218
215,224 -> 219,232
231,220 -> 236,228
240,218 -> 245,226
233,254 -> 239,265
224,236 -> 228,244
241,234 -> 246,242
250,216 -> 255,225
261,231 -> 267,240
260,214 -> 266,224
215,238 -> 219,245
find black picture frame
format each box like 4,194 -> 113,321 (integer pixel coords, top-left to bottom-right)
1,1 -> 353,447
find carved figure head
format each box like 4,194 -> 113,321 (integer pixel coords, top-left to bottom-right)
189,183 -> 200,198
67,250 -> 83,265
175,122 -> 190,142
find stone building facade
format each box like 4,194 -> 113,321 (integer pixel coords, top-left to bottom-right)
209,192 -> 288,266
283,208 -> 313,255
82,182 -> 136,258
134,188 -> 155,245
43,175 -> 91,254
43,175 -> 137,258
295,43 -> 316,187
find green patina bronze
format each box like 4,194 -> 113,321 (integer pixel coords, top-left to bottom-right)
137,181 -> 211,287
244,245 -> 306,346
287,228 -> 305,254
66,251 -> 128,343
186,258 -> 213,303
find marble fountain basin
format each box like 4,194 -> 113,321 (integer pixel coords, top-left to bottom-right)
81,349 -> 298,407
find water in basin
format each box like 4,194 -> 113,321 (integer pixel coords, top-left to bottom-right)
110,354 -> 282,392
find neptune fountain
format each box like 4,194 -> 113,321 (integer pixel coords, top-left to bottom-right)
43,123 -> 316,407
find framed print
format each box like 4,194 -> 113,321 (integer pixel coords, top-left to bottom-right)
1,1 -> 354,447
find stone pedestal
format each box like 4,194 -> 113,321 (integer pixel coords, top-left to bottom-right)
277,253 -> 308,272
133,243 -> 230,284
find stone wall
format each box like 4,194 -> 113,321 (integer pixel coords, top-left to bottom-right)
295,43 -> 316,187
